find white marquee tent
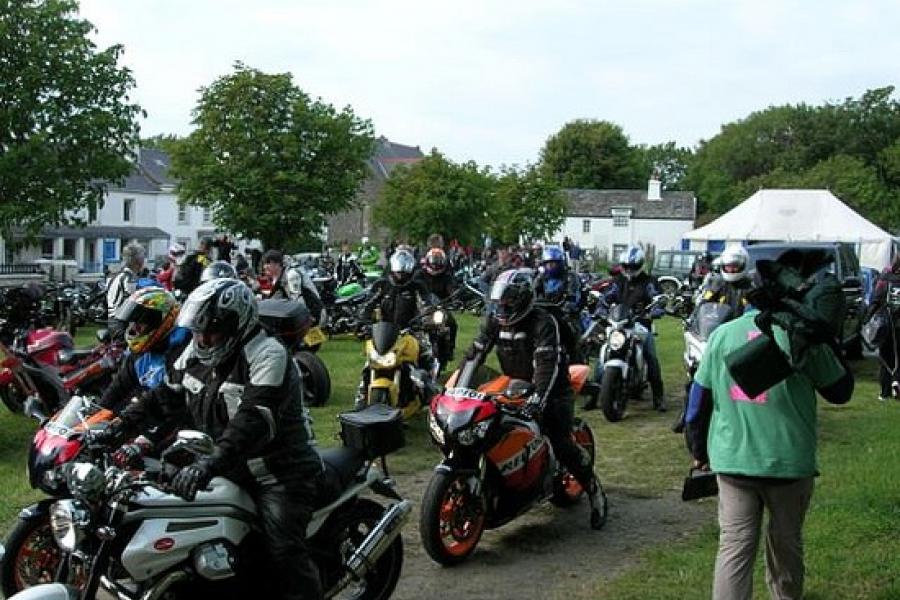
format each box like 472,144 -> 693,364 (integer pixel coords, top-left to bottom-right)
683,189 -> 894,270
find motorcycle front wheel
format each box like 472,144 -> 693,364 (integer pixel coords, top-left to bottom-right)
420,471 -> 486,566
600,367 -> 627,422
1,516 -> 61,597
323,499 -> 404,600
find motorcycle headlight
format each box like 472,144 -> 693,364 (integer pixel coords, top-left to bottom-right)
455,420 -> 492,446
50,499 -> 90,553
609,330 -> 627,351
432,310 -> 445,326
428,411 -> 445,445
368,349 -> 397,368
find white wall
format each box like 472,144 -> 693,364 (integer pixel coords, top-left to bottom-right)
554,216 -> 694,258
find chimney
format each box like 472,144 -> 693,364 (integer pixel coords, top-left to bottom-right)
647,169 -> 661,201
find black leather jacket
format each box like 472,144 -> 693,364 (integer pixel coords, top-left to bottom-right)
468,307 -> 569,404
416,270 -> 457,301
122,327 -> 321,486
364,277 -> 435,329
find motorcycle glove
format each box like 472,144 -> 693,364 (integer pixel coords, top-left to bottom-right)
112,436 -> 154,468
521,394 -> 546,420
91,418 -> 129,448
171,462 -> 214,502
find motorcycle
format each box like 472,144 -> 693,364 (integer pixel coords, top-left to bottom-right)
360,309 -> 444,420
5,405 -> 411,600
656,275 -> 698,318
258,298 -> 332,407
593,295 -> 667,422
419,359 -> 606,565
1,395 -> 115,597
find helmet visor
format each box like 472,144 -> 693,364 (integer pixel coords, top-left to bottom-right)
115,298 -> 163,330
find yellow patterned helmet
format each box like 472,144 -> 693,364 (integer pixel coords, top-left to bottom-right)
115,287 -> 180,354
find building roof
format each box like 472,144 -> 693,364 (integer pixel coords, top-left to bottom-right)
368,136 -> 424,179
565,188 -> 696,220
107,147 -> 175,194
38,225 -> 171,240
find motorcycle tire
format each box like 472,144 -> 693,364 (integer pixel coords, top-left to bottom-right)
551,418 -> 596,507
0,384 -> 25,413
1,515 -> 61,597
420,471 -> 486,566
320,498 -> 403,600
600,368 -> 627,422
294,351 -> 331,407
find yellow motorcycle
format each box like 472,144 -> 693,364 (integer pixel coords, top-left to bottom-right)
362,309 -> 446,420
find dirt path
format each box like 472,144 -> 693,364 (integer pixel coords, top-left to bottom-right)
388,470 -> 716,600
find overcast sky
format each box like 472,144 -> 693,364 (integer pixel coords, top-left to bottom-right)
79,0 -> 899,168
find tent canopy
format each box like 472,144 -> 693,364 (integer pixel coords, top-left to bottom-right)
683,189 -> 893,270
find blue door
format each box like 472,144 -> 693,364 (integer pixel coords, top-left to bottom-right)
103,240 -> 117,264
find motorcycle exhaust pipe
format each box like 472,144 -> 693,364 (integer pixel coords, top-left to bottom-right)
345,500 -> 412,579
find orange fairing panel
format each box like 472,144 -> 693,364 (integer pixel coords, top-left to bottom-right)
477,376 -> 511,395
486,427 -> 548,491
568,365 -> 589,393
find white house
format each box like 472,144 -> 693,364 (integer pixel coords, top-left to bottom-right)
0,148 -> 220,272
552,177 -> 697,261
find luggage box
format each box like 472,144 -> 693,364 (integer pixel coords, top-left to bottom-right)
338,404 -> 405,459
258,299 -> 310,347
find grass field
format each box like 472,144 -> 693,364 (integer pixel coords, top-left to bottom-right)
3,315 -> 899,598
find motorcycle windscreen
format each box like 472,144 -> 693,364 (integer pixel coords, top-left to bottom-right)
48,396 -> 111,434
371,321 -> 400,355
690,303 -> 734,340
608,304 -> 631,323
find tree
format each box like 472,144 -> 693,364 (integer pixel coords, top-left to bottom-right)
372,150 -> 493,246
486,165 -> 566,246
540,119 -> 643,189
0,0 -> 143,242
141,133 -> 183,156
635,142 -> 693,190
170,63 -> 374,251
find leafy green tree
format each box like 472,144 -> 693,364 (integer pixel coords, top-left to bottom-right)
487,165 -> 566,246
372,150 -> 493,246
0,0 -> 143,242
141,133 -> 183,156
171,63 -> 374,251
635,142 -> 693,190
540,119 -> 643,189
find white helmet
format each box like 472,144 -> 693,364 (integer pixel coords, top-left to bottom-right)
618,246 -> 645,280
720,246 -> 750,283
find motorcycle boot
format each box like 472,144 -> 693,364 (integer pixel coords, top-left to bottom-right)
587,475 -> 609,530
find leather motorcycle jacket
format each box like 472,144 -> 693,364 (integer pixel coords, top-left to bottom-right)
416,269 -> 457,301
122,327 -> 321,486
469,307 -> 569,404
364,277 -> 435,329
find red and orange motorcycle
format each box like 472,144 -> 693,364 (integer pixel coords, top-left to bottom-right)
419,360 -> 606,565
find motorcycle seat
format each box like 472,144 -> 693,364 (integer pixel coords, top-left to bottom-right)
316,446 -> 366,505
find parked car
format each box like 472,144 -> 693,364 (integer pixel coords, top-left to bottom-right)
652,250 -> 704,280
746,242 -> 864,358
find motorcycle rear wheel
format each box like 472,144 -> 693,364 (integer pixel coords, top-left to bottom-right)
551,418 -> 596,507
600,368 -> 627,422
323,499 -> 404,600
420,471 -> 486,566
0,384 -> 24,413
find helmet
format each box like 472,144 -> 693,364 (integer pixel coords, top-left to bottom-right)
360,236 -> 370,245
178,279 -> 258,367
489,268 -> 534,326
423,248 -> 448,275
541,245 -> 566,277
168,243 -> 186,264
618,246 -> 645,279
115,287 -> 180,354
201,260 -> 238,283
719,246 -> 750,283
389,249 -> 416,285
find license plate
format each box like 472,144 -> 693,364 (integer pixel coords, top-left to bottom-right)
304,327 -> 327,346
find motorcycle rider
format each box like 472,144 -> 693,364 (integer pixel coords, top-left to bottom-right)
533,245 -> 584,362
595,245 -> 667,411
98,288 -> 191,464
106,242 -> 146,338
263,249 -> 326,325
463,268 -> 607,530
695,245 -> 752,317
416,247 -> 459,366
354,248 -> 437,409
109,278 -> 324,600
689,252 -> 713,289
172,236 -> 213,297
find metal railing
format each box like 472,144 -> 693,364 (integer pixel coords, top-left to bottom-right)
0,264 -> 43,275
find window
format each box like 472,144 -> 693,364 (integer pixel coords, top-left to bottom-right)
202,207 -> 212,225
88,204 -> 97,223
41,238 -> 54,258
613,215 -> 629,227
612,244 -> 628,260
63,239 -> 76,259
582,219 -> 591,233
123,198 -> 134,222
177,205 -> 189,225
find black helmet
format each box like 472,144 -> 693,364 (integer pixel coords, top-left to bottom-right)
178,279 -> 258,367
489,268 -> 534,326
389,249 -> 416,285
201,260 -> 238,283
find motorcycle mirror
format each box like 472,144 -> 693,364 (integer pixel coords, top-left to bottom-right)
95,329 -> 111,343
23,395 -> 47,423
